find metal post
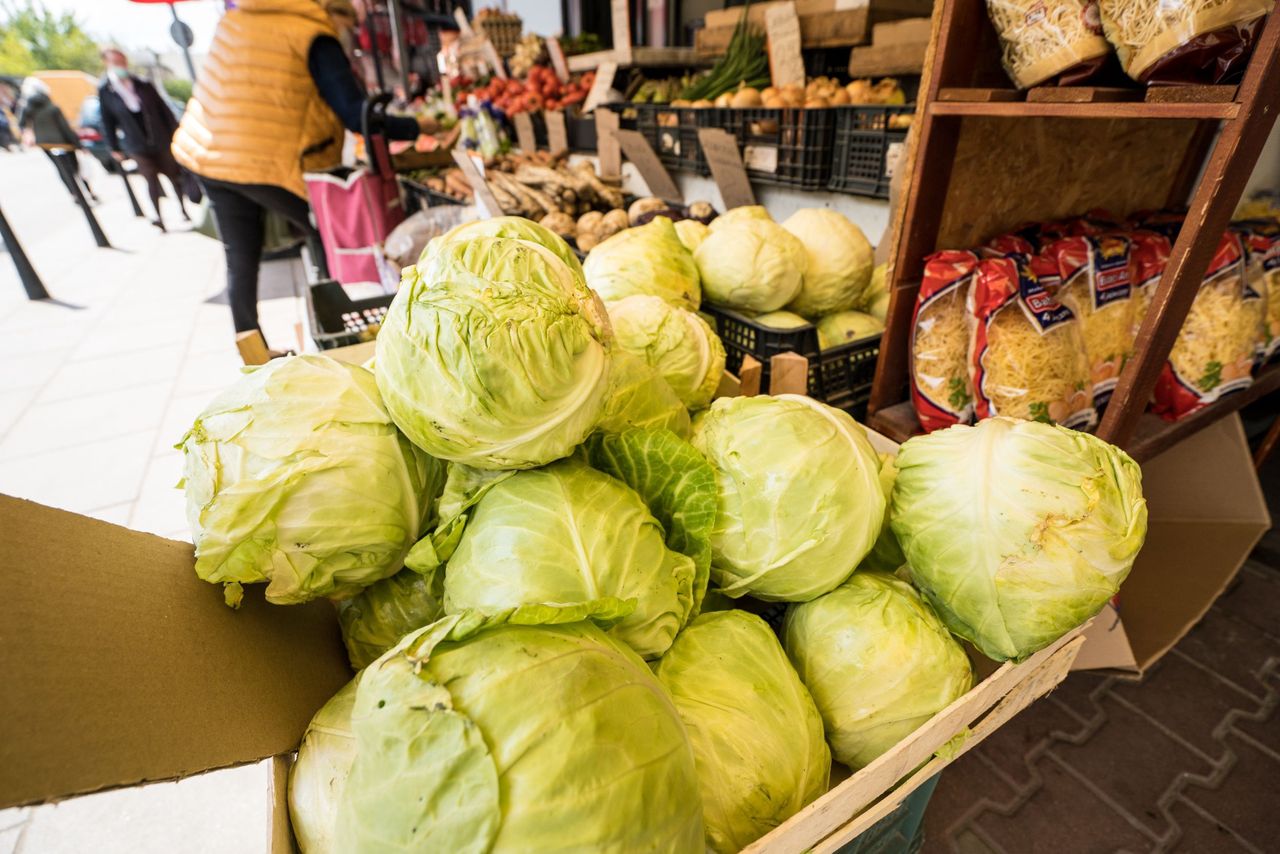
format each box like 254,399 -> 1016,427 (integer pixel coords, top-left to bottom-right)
386,0 -> 411,99
169,2 -> 198,81
365,4 -> 386,93
52,151 -> 110,248
120,169 -> 144,217
0,203 -> 51,300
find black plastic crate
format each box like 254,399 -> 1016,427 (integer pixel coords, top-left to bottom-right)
622,102 -> 663,153
828,105 -> 914,199
652,105 -> 709,175
398,176 -> 465,213
566,113 -> 598,152
706,107 -> 836,190
305,279 -> 394,351
600,102 -> 640,132
703,303 -> 881,419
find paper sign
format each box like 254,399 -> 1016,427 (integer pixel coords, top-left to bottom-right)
614,128 -> 681,203
544,109 -> 569,153
583,61 -> 618,113
743,145 -> 779,173
697,128 -> 755,209
885,140 -> 906,178
453,7 -> 472,35
513,112 -> 536,152
451,149 -> 502,217
482,39 -> 507,80
596,108 -> 621,178
765,3 -> 805,88
547,38 -> 570,83
611,0 -> 633,63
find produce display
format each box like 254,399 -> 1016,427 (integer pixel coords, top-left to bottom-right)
180,198 -> 1149,852
783,208 -> 877,317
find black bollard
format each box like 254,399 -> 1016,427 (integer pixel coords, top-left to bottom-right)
52,150 -> 110,248
0,203 -> 51,300
120,168 -> 144,217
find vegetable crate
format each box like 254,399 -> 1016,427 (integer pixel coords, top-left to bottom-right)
304,279 -> 393,351
707,107 -> 836,190
565,114 -> 598,153
828,106 -> 914,199
654,106 -> 710,175
704,304 -> 881,419
397,176 -> 465,212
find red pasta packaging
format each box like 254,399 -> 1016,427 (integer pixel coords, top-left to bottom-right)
910,251 -> 979,431
1233,218 -> 1280,361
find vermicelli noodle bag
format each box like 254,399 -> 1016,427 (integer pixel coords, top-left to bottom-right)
1235,218 -> 1280,361
1128,229 -> 1172,334
1043,235 -> 1136,409
970,253 -> 1096,429
1153,232 -> 1259,420
1098,0 -> 1273,83
911,251 -> 978,431
985,0 -> 1112,88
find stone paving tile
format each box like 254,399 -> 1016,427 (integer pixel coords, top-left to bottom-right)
1211,562 -> 1280,640
970,693 -> 1090,787
1164,799 -> 1260,853
924,751 -> 1024,852
1173,607 -> 1280,700
1180,732 -> 1279,850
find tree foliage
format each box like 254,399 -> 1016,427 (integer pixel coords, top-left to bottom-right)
0,1 -> 102,76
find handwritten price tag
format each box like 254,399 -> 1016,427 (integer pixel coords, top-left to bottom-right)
582,61 -> 618,113
697,128 -> 755,209
614,129 -> 681,203
547,38 -> 570,83
451,149 -> 502,217
513,112 -> 536,152
765,2 -> 805,88
544,109 -> 569,153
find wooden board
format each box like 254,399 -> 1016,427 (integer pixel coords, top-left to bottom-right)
1025,86 -> 1138,103
1145,84 -> 1237,103
935,87 -> 1018,101
566,47 -> 705,72
848,40 -> 928,76
930,99 -> 1239,119
697,9 -> 873,54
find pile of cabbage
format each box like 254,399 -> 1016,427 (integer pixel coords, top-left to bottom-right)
178,216 -> 1148,854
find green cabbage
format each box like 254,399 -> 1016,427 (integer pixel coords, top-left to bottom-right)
654,610 -> 830,853
691,394 -> 885,601
335,607 -> 704,852
607,294 -> 726,410
337,570 -> 443,669
583,216 -> 701,309
695,218 -> 808,313
710,205 -> 772,230
425,215 -> 584,282
674,218 -> 710,253
890,417 -> 1148,661
816,311 -> 884,349
443,428 -> 716,658
752,310 -> 810,330
859,452 -> 905,573
782,209 -> 875,318
376,236 -> 611,471
867,290 -> 891,322
784,572 -> 974,769
597,350 -> 692,438
862,262 -> 890,319
178,355 -> 442,605
290,678 -> 358,854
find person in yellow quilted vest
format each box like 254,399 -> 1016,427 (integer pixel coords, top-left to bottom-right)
172,0 -> 432,350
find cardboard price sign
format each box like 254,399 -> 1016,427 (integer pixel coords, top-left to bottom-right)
544,109 -> 569,153
765,2 -> 805,88
611,0 -> 633,63
582,61 -> 618,114
513,112 -> 536,153
547,37 -> 570,83
453,7 -> 472,35
451,149 -> 502,217
482,39 -> 507,80
697,128 -> 755,209
614,129 -> 681,203
596,108 -> 621,178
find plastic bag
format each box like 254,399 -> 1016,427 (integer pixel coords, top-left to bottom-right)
1098,0 -> 1273,83
911,251 -> 979,431
1128,228 -> 1173,335
1234,219 -> 1280,361
970,253 -> 1097,429
383,205 -> 476,269
986,0 -> 1113,88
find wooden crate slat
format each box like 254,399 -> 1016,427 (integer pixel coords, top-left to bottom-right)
929,99 -> 1239,119
935,87 -> 1020,101
1145,84 -> 1238,103
1025,86 -> 1140,103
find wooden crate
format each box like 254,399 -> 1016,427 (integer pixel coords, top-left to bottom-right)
695,0 -> 933,55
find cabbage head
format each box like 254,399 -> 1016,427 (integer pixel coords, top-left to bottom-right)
674,218 -> 710,253
335,607 -> 704,853
607,294 -> 726,410
583,216 -> 701,309
752,310 -> 810,330
862,262 -> 889,319
817,311 -> 884,349
695,218 -> 807,313
654,610 -> 830,853
782,209 -> 874,318
337,569 -> 443,669
784,572 -> 973,769
179,355 -> 442,605
691,394 -> 885,601
444,429 -> 716,658
376,236 -> 611,470
867,290 -> 891,322
290,678 -> 357,854
710,205 -> 772,230
859,452 -> 905,573
597,350 -> 691,437
425,215 -> 584,282
890,417 -> 1148,661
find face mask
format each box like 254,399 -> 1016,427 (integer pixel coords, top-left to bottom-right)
108,66 -> 128,80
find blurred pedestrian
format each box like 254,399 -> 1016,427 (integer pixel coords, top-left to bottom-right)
172,0 -> 433,349
17,77 -> 99,202
98,47 -> 189,232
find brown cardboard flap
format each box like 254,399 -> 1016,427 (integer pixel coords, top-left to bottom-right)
0,496 -> 352,808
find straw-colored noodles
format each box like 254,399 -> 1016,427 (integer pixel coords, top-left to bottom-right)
1098,0 -> 1273,79
986,0 -> 1112,88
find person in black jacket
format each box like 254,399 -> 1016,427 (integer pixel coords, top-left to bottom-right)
16,77 -> 98,202
98,47 -> 189,231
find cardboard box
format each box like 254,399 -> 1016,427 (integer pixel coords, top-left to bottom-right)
695,0 -> 934,55
1071,413 -> 1270,672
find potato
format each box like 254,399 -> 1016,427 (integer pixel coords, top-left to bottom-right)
830,89 -> 851,105
577,210 -> 604,235
714,92 -> 734,108
731,87 -> 763,108
576,231 -> 601,252
628,197 -> 667,226
804,96 -> 830,108
601,208 -> 630,236
692,98 -> 714,108
761,86 -> 779,100
539,211 -> 577,238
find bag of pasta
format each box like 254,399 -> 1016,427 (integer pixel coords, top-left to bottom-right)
1153,232 -> 1260,420
1098,0 -> 1273,83
911,251 -> 979,431
1234,218 -> 1280,361
986,0 -> 1113,88
970,253 -> 1097,429
1128,228 -> 1173,334
1043,234 -> 1137,409
1128,209 -> 1186,241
